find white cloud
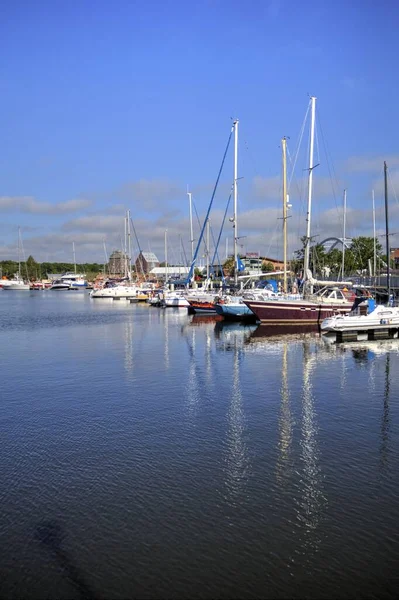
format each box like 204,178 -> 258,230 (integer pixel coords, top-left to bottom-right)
114,179 -> 184,211
345,155 -> 399,173
0,196 -> 92,215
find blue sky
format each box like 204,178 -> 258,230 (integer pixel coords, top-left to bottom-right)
1,0 -> 399,264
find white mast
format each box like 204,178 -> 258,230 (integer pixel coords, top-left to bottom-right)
282,137 -> 288,292
103,241 -> 108,276
164,229 -> 168,284
233,119 -> 239,286
127,209 -> 132,279
303,96 -> 317,278
342,189 -> 347,280
72,241 -> 77,274
124,214 -> 127,277
206,219 -> 210,280
187,190 -> 194,262
17,226 -> 21,278
372,189 -> 376,277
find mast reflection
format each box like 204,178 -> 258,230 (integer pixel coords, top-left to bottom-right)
380,353 -> 391,472
224,337 -> 249,506
297,341 -> 326,551
275,341 -> 293,485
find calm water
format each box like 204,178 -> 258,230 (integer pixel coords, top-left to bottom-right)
0,291 -> 398,599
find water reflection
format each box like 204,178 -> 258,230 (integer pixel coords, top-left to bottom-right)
275,342 -> 293,486
124,318 -> 134,378
380,353 -> 391,473
296,342 -> 326,554
214,321 -> 256,352
224,335 -> 249,506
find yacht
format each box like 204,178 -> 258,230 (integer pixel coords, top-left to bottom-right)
90,281 -> 138,299
49,272 -> 88,290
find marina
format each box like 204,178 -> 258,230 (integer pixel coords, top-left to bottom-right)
1,3 -> 399,598
0,292 -> 399,599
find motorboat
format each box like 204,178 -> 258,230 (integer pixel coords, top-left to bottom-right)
90,282 -> 138,299
163,291 -> 190,307
321,302 -> 399,333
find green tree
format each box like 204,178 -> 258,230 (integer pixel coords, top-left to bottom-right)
346,237 -> 382,272
25,255 -> 39,280
261,261 -> 274,273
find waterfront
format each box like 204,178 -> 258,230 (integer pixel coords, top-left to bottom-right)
0,292 -> 398,599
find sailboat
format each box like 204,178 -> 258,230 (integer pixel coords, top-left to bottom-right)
3,228 -> 31,291
243,97 -> 356,324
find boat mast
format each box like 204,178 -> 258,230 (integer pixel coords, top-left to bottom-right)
342,189 -> 346,280
282,136 -> 288,293
384,161 -> 390,301
372,189 -> 376,277
187,190 -> 194,262
303,96 -> 317,279
127,209 -> 132,279
233,119 -> 239,286
103,241 -> 108,276
17,226 -> 21,277
164,229 -> 168,285
73,241 -> 77,274
206,219 -> 210,280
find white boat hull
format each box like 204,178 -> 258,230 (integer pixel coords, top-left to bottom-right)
321,305 -> 399,332
3,283 -> 31,291
90,286 -> 138,299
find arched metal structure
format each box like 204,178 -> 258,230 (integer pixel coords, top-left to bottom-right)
320,237 -> 353,252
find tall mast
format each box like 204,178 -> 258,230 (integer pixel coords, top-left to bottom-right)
127,209 -> 132,279
233,119 -> 239,286
384,161 -> 390,301
205,219 -> 210,285
18,226 -> 21,277
72,241 -> 77,274
303,96 -> 317,278
187,190 -> 194,262
282,137 -> 288,293
103,241 -> 108,276
124,214 -> 127,277
372,189 -> 376,277
164,229 -> 168,285
342,189 -> 347,280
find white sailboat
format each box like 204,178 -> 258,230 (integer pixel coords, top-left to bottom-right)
244,97 -> 355,324
3,228 -> 30,291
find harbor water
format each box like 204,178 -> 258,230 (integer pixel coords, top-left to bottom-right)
0,292 -> 398,599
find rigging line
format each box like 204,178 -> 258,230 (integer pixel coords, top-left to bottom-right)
187,124 -> 234,283
210,187 -> 233,283
317,109 -> 340,209
265,218 -> 280,258
288,100 -> 310,191
180,237 -> 189,268
129,217 -> 146,278
192,200 -> 208,255
388,168 -> 399,205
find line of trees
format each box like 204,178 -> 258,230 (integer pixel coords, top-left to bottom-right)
0,257 -> 103,280
291,236 -> 387,277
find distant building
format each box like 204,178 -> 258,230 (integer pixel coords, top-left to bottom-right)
135,251 -> 159,275
242,256 -> 284,272
391,248 -> 399,269
108,250 -> 129,277
150,266 -> 190,279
